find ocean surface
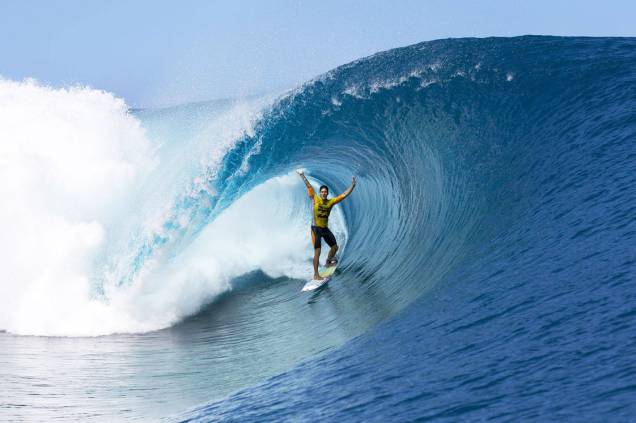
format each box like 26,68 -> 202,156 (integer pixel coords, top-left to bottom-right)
1,36 -> 635,422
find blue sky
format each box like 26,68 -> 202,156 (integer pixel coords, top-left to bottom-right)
1,0 -> 634,107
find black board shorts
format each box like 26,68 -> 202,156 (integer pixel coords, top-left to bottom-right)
311,226 -> 337,249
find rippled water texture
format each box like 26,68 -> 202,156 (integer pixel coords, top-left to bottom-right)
2,36 -> 635,421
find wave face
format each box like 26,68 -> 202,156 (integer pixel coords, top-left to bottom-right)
173,37 -> 636,421
2,36 -> 636,421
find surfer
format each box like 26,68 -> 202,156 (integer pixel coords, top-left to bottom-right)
297,170 -> 356,280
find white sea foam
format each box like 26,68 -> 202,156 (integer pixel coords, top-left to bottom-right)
0,78 -> 159,336
0,79 -> 326,337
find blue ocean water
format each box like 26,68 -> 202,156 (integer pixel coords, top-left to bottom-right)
173,36 -> 636,421
1,36 -> 635,422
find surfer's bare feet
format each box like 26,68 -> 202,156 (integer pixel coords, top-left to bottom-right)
314,274 -> 324,280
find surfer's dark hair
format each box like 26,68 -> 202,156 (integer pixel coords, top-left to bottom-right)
319,185 -> 329,192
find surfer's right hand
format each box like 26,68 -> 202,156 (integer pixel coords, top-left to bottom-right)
297,169 -> 304,176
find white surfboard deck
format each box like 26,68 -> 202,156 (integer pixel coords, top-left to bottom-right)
302,264 -> 337,292
302,277 -> 331,292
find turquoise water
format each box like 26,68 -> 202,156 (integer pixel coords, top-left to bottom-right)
2,36 -> 635,421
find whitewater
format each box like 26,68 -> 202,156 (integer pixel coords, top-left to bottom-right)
1,36 -> 635,421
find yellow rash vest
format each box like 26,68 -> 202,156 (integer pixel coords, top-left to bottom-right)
307,186 -> 345,228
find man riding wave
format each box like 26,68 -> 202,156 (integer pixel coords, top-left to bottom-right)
297,170 -> 356,280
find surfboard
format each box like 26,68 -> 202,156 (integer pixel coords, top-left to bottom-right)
302,264 -> 337,292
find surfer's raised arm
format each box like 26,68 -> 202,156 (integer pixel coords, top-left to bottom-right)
297,169 -> 314,197
333,176 -> 357,204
